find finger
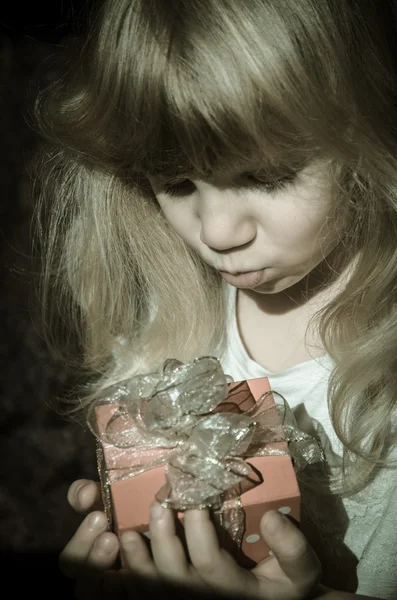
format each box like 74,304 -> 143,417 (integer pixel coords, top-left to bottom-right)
59,511 -> 109,577
259,510 -> 322,593
120,530 -> 157,577
183,509 -> 256,593
73,532 -> 119,600
67,480 -> 102,514
149,502 -> 190,582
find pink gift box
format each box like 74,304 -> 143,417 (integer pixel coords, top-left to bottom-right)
95,376 -> 300,565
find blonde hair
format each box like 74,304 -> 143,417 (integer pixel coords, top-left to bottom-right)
32,0 -> 397,496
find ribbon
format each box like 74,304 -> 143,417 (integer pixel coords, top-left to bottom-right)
89,356 -> 324,550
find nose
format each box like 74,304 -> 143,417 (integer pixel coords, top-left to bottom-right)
198,191 -> 257,252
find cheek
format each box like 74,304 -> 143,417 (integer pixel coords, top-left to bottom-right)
157,200 -> 180,226
269,207 -> 333,255
160,203 -> 197,240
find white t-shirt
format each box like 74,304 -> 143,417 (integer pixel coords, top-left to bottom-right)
219,284 -> 397,599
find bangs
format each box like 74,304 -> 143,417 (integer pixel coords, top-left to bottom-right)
131,98 -> 315,184
78,0 -> 354,179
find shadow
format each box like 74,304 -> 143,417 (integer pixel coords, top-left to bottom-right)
15,550 -> 251,600
0,551 -> 75,598
293,404 -> 359,593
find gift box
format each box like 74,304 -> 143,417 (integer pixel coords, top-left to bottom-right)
92,358 -> 315,565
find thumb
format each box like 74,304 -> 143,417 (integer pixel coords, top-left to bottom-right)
260,510 -> 322,591
67,479 -> 103,514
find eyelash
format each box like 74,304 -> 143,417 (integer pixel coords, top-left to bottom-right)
160,173 -> 297,198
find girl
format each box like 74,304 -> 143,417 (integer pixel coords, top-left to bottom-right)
33,1 -> 397,598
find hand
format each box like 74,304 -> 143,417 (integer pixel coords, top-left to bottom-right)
59,479 -> 121,599
60,479 -> 322,600
119,502 -> 322,600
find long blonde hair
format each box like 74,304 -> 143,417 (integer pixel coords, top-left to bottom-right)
32,0 -> 397,496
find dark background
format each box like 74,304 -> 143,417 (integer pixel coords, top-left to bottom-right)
0,2 -> 98,595
0,2 -> 93,41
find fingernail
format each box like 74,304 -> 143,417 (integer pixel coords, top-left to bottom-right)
96,533 -> 118,554
150,502 -> 165,520
86,511 -> 107,530
263,510 -> 284,535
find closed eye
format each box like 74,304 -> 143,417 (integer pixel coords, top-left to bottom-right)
244,172 -> 298,193
158,171 -> 298,198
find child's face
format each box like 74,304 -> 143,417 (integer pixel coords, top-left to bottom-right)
148,161 -> 340,296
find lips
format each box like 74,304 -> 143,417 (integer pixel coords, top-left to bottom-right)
218,269 -> 266,288
219,270 -> 262,276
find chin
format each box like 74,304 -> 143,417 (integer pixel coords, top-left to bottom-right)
254,278 -> 298,295
251,282 -> 280,294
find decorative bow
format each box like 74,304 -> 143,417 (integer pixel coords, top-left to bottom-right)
88,356 -> 324,548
